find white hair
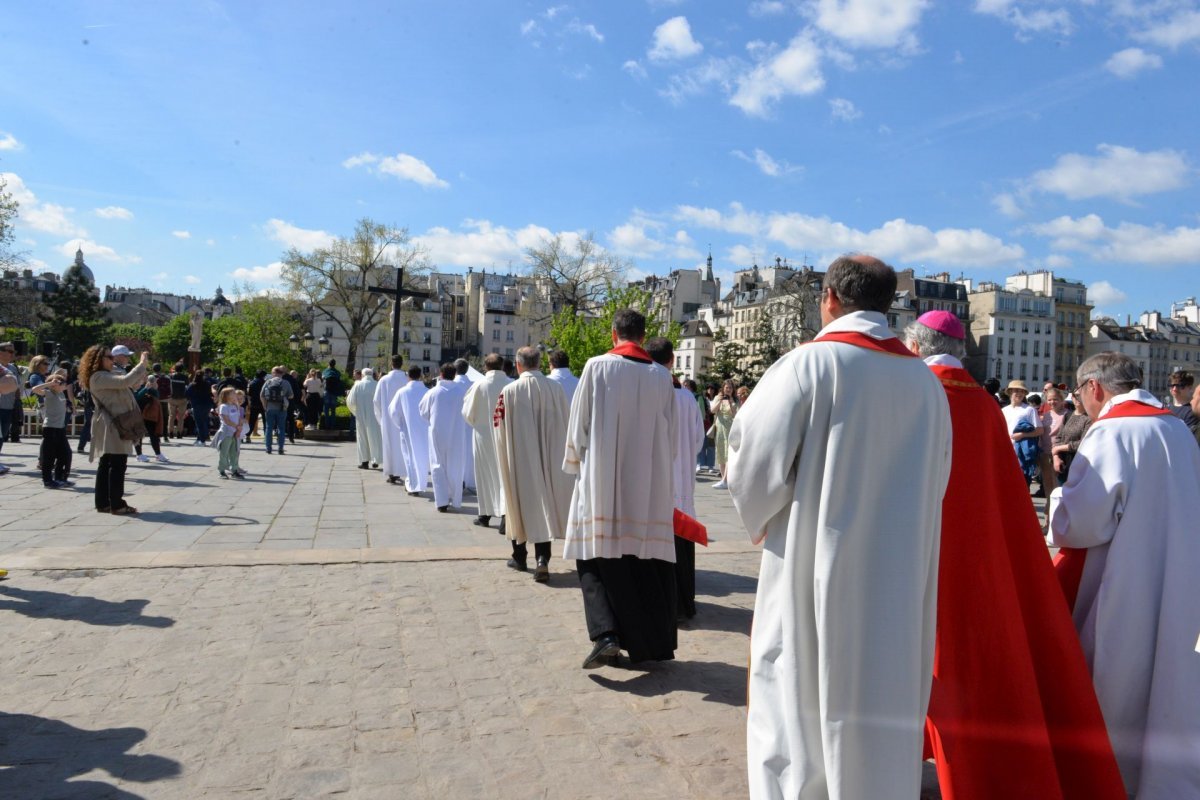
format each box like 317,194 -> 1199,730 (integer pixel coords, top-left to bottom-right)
903,321 -> 965,360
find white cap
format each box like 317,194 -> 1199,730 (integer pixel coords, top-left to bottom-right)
111,345 -> 133,357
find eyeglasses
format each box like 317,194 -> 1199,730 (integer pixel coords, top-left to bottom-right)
1072,378 -> 1093,397
1169,383 -> 1189,389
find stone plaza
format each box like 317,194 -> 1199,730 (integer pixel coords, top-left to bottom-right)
0,436 -> 762,799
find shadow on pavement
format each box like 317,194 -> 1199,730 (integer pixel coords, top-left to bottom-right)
696,569 -> 757,597
588,659 -> 748,707
0,711 -> 182,799
0,586 -> 175,628
134,511 -> 258,527
682,600 -> 751,635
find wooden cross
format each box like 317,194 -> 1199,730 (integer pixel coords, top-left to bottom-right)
368,266 -> 429,359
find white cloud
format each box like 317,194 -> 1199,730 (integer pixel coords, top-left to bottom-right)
750,0 -> 788,15
649,16 -> 704,61
54,239 -> 132,263
607,214 -> 701,260
730,35 -> 824,117
1134,9 -> 1200,49
659,56 -> 741,105
414,219 -> 585,268
731,148 -> 802,177
726,244 -> 761,266
811,0 -> 931,51
152,272 -> 168,282
1105,47 -> 1164,78
623,59 -> 649,79
265,218 -> 336,251
828,97 -> 862,121
1043,254 -> 1072,269
206,238 -> 216,246
231,262 -> 284,285
1029,144 -> 1190,202
94,206 -> 133,220
342,152 -> 449,189
993,192 -> 1024,218
1029,214 -> 1200,264
185,275 -> 202,285
0,132 -> 21,151
520,19 -> 541,36
1,172 -> 88,237
566,19 -> 604,43
974,0 -> 1073,38
1088,280 -> 1128,307
675,201 -> 1025,267
171,230 -> 191,239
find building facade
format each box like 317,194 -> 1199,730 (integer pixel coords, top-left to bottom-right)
633,255 -> 721,327
1087,320 -> 1171,398
966,282 -> 1055,385
1004,271 -> 1091,386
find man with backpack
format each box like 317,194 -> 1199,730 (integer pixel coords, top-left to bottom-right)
260,366 -> 294,455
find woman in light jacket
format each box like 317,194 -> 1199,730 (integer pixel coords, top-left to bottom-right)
78,344 -> 149,515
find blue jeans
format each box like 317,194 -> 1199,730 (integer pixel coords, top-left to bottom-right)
264,407 -> 287,452
322,392 -> 338,428
194,407 -> 212,443
77,405 -> 94,451
698,439 -> 715,469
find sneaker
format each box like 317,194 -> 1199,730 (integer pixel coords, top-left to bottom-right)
695,465 -> 703,474
231,471 -> 244,480
0,465 -> 9,475
219,471 -> 228,479
136,454 -> 150,462
59,480 -> 76,487
44,480 -> 66,489
194,440 -> 204,447
156,454 -> 170,464
712,480 -> 728,489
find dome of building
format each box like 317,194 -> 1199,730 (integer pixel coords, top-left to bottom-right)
65,247 -> 96,286
212,286 -> 231,307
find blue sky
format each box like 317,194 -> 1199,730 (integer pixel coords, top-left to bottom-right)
2,1 -> 1198,320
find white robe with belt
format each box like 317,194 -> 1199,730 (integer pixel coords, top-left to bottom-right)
562,354 -> 677,562
419,379 -> 468,509
345,377 -> 382,466
672,384 -> 705,517
389,380 -> 429,494
462,370 -> 511,518
373,369 -> 408,481
1048,390 -> 1200,798
494,370 -> 573,545
728,311 -> 952,800
454,373 -> 476,490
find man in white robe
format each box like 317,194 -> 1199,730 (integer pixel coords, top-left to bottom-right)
728,255 -> 952,800
373,355 -> 408,484
547,349 -> 579,408
345,367 -> 382,469
494,347 -> 573,582
1048,352 -> 1200,798
645,336 -> 705,621
461,353 -> 511,529
389,366 -> 429,496
563,309 -> 678,668
419,363 -> 469,512
453,359 -> 476,493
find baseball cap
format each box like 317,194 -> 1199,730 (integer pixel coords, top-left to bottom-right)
111,345 -> 133,357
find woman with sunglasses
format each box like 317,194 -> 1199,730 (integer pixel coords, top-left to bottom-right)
77,345 -> 149,515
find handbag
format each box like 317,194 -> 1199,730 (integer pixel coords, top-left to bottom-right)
93,393 -> 147,441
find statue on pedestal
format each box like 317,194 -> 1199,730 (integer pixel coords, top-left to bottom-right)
188,309 -> 204,352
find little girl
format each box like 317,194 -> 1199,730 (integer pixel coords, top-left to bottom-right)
214,387 -> 246,479
31,368 -> 73,488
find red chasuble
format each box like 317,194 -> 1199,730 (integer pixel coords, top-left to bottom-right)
924,365 -> 1125,800
1053,400 -> 1173,609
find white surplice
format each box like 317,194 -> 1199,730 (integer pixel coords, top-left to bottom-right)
548,367 -> 579,408
461,369 -> 511,518
728,310 -> 952,800
563,354 -> 677,562
1048,389 -> 1200,798
345,377 -> 382,466
672,384 -> 705,517
389,379 -> 429,494
454,373 -> 476,490
373,369 -> 408,481
495,370 -> 573,544
419,378 -> 468,509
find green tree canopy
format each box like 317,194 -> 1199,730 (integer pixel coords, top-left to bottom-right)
547,285 -> 680,373
152,313 -> 215,367
207,298 -> 307,374
44,268 -> 109,359
109,323 -> 157,360
699,327 -> 749,388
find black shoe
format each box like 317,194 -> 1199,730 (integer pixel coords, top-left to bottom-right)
582,635 -> 620,669
437,505 -> 449,513
358,462 -> 369,470
506,558 -> 527,572
407,490 -> 421,496
534,556 -> 550,583
473,515 -> 490,528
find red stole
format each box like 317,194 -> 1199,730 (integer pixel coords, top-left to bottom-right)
815,330 -> 917,357
673,508 -> 708,546
608,341 -> 653,363
1054,398 -> 1172,609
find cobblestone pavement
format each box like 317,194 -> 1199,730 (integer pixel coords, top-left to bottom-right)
0,438 -> 760,798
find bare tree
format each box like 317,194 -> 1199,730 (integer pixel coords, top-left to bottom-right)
524,232 -> 629,321
280,218 -> 428,374
769,267 -> 823,348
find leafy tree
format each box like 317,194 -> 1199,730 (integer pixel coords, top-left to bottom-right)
525,232 -> 628,322
700,327 -> 748,387
745,306 -> 790,385
0,174 -> 19,269
547,285 -> 679,373
281,218 -> 427,374
44,267 -> 109,359
109,323 -> 157,359
153,313 -> 216,366
207,297 -> 306,374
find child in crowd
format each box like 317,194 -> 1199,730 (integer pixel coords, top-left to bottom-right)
234,390 -> 248,470
214,386 -> 246,479
30,368 -> 73,488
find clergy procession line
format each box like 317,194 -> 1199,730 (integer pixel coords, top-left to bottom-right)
321,255 -> 1199,800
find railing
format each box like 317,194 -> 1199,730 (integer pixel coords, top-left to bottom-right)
19,407 -> 87,437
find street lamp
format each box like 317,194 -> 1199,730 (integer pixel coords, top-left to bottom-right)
289,334 -> 300,352
318,335 -> 331,358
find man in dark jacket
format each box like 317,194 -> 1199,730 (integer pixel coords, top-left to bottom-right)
246,370 -> 267,443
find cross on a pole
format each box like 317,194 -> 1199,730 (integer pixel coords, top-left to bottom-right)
368,266 -> 429,359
